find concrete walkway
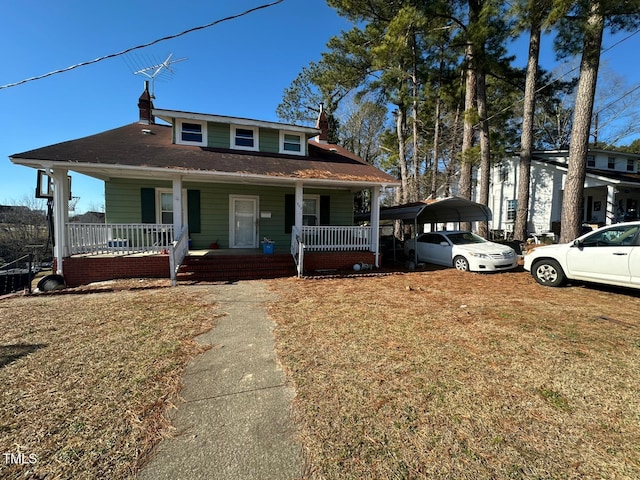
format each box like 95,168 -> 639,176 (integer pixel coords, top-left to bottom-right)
137,281 -> 304,480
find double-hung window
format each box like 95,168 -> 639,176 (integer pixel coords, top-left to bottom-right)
303,196 -> 319,226
156,189 -> 188,225
506,199 -> 517,222
627,159 -> 635,172
608,157 -> 616,169
177,120 -> 206,146
279,131 -> 304,155
231,125 -> 259,151
586,155 -> 596,167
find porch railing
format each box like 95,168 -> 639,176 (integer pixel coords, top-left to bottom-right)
291,226 -> 305,277
67,223 -> 174,255
169,224 -> 189,286
300,225 -> 372,251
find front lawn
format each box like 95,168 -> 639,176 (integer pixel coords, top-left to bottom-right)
268,270 -> 640,479
0,282 -> 215,479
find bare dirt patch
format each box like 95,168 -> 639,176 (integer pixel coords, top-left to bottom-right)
0,282 -> 216,479
268,269 -> 640,479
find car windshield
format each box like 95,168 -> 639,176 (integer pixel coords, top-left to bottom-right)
446,232 -> 487,245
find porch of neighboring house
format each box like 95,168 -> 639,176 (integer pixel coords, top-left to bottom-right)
59,223 -> 380,287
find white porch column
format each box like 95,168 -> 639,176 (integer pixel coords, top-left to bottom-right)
370,185 -> 381,267
606,184 -> 616,225
172,176 -> 183,235
294,181 -> 304,233
51,168 -> 69,275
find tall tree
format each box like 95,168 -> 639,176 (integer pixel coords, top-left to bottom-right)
556,0 -> 640,242
512,0 -> 555,242
559,2 -> 605,242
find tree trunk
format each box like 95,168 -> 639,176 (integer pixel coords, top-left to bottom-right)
459,43 -> 477,200
396,105 -> 410,204
476,58 -> 490,238
411,33 -> 420,202
431,95 -> 442,199
411,79 -> 420,202
459,42 -> 477,231
514,23 -> 541,242
560,3 -> 604,243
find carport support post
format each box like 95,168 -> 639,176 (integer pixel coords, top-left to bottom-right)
414,218 -> 418,266
370,186 -> 381,267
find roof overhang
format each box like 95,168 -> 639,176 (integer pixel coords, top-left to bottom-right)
532,156 -> 640,188
10,157 -> 396,190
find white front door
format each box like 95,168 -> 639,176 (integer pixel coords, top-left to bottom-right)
230,195 -> 258,248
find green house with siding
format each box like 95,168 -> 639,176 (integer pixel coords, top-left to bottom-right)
10,84 -> 399,286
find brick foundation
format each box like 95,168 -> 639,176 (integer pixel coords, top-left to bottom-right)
303,251 -> 379,273
53,250 -> 381,287
55,256 -> 170,287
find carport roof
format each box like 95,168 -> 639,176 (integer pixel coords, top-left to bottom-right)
376,197 -> 492,223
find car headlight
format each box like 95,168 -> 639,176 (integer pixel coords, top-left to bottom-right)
468,252 -> 489,259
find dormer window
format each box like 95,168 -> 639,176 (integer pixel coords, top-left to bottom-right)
280,131 -> 304,155
177,120 -> 206,146
231,125 -> 259,151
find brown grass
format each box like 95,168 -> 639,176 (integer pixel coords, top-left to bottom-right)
0,281 -> 216,479
268,270 -> 640,479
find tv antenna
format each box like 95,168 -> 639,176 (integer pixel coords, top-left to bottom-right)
126,53 -> 187,98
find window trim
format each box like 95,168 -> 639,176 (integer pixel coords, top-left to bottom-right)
176,120 -> 207,146
302,195 -> 320,226
156,188 -> 188,225
279,131 -> 305,156
230,125 -> 259,151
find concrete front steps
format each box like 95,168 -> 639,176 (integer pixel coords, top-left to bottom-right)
177,253 -> 297,283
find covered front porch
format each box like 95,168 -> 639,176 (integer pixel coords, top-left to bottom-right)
61,221 -> 379,286
39,155 -> 389,286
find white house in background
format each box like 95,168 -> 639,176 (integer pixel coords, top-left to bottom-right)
485,149 -> 640,236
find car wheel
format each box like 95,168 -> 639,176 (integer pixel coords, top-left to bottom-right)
531,259 -> 566,287
453,255 -> 470,271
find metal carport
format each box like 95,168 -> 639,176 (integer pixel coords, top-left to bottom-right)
366,197 -> 493,266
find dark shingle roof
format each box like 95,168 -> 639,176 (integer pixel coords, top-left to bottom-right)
11,123 -> 398,185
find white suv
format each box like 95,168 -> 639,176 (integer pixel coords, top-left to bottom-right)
523,221 -> 640,289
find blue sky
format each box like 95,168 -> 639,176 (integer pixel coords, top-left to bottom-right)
1,1 -> 639,213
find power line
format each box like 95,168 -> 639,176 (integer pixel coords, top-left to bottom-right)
0,0 -> 285,90
481,28 -> 640,126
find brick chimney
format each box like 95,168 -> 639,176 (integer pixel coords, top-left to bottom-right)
138,81 -> 155,125
315,103 -> 329,143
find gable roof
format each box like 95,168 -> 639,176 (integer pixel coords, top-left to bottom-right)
10,122 -> 398,188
